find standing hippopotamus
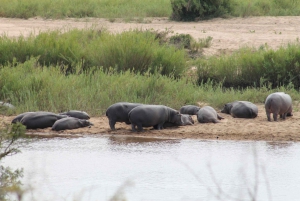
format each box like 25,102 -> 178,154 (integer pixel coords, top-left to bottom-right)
179,105 -> 200,115
20,112 -> 68,129
265,92 -> 293,121
197,106 -> 224,123
52,117 -> 93,131
221,101 -> 258,118
106,102 -> 143,130
129,105 -> 182,131
59,110 -> 90,119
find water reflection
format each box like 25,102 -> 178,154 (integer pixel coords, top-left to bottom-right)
108,135 -> 180,145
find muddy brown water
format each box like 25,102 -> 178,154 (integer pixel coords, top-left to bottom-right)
3,135 -> 300,201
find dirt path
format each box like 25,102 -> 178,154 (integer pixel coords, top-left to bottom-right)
1,16 -> 300,141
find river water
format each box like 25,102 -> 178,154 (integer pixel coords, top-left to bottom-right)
2,135 -> 300,201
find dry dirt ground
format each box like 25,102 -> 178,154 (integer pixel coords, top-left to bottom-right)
1,16 -> 300,141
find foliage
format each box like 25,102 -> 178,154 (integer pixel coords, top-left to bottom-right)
0,29 -> 187,78
2,58 -> 300,116
0,0 -> 172,19
170,0 -> 233,21
195,43 -> 300,89
0,123 -> 26,201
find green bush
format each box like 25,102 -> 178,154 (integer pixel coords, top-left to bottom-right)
195,43 -> 300,88
170,0 -> 233,21
0,29 -> 187,78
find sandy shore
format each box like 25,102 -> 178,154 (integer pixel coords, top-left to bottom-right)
2,104 -> 300,142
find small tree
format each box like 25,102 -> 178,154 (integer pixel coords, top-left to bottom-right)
170,0 -> 233,21
0,122 -> 26,201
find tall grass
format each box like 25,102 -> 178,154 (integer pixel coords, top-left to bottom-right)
232,0 -> 300,17
1,58 -> 300,116
0,0 -> 300,19
0,29 -> 187,77
195,43 -> 300,89
0,0 -> 172,19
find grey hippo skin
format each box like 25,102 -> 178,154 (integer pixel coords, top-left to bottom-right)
20,112 -> 68,129
265,92 -> 293,121
129,105 -> 182,131
59,110 -> 90,119
11,112 -> 36,124
221,101 -> 258,118
52,117 -> 93,131
106,102 -> 143,130
179,105 -> 200,115
197,106 -> 224,123
154,114 -> 194,129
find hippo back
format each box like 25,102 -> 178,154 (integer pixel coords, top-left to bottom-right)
179,105 -> 200,115
20,112 -> 67,129
129,105 -> 182,130
52,117 -> 93,131
59,110 -> 90,119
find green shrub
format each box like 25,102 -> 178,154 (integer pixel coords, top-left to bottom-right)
195,43 -> 300,88
0,29 -> 187,78
170,0 -> 233,21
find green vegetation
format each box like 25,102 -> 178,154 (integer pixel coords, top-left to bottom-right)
0,0 -> 172,19
0,123 -> 26,200
195,43 -> 300,89
1,0 -> 300,20
0,29 -> 186,78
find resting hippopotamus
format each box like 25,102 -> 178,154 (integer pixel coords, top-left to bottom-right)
221,101 -> 258,118
179,105 -> 200,115
153,114 -> 194,129
20,112 -> 68,129
265,92 -> 293,121
106,102 -> 143,130
52,117 -> 94,131
11,112 -> 36,123
197,106 -> 224,123
129,105 -> 182,131
59,110 -> 90,119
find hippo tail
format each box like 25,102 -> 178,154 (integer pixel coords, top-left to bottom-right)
250,109 -> 258,118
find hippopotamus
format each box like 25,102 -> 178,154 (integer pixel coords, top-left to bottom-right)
106,102 -> 143,130
265,92 -> 293,121
221,101 -> 258,118
197,106 -> 224,123
11,112 -> 36,123
153,114 -> 194,129
20,112 -> 68,129
52,117 -> 94,131
179,105 -> 200,115
129,105 -> 182,131
59,110 -> 90,119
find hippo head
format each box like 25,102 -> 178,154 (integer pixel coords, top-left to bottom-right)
80,120 -> 94,128
221,103 -> 233,114
171,112 -> 183,126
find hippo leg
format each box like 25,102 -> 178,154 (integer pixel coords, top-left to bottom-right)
266,112 -> 271,121
273,113 -> 278,121
131,124 -> 137,131
109,119 -> 116,130
156,123 -> 164,130
217,114 -> 224,120
282,113 -> 287,120
212,119 -> 220,123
